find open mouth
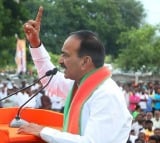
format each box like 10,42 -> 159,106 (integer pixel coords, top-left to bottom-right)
60,65 -> 66,73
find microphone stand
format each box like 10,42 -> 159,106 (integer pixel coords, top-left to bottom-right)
10,73 -> 55,128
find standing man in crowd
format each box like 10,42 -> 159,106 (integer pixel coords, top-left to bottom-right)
18,6 -> 132,143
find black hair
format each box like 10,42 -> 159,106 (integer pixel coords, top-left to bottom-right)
148,135 -> 160,143
135,104 -> 141,110
135,138 -> 145,143
70,30 -> 105,68
154,128 -> 160,131
145,119 -> 153,124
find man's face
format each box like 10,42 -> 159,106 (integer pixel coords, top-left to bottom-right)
154,129 -> 160,136
157,88 -> 160,94
59,36 -> 84,82
146,112 -> 153,120
154,111 -> 160,119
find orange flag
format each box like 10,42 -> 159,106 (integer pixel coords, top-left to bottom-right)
15,39 -> 26,74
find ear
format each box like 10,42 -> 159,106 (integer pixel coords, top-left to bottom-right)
81,56 -> 92,69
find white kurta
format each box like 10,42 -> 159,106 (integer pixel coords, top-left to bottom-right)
30,45 -> 132,143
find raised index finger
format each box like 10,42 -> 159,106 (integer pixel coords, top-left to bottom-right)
35,6 -> 43,23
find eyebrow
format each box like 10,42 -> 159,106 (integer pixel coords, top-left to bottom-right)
60,51 -> 70,56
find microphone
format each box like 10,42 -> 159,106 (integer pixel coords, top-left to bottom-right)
0,68 -> 58,102
9,68 -> 58,128
45,68 -> 58,76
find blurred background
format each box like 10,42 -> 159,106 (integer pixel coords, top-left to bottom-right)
0,0 -> 160,83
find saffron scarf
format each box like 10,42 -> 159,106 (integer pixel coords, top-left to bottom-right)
63,66 -> 111,134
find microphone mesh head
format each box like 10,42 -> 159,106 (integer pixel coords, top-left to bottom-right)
45,68 -> 58,76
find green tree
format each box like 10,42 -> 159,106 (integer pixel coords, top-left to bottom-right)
115,24 -> 160,73
0,0 -> 145,71
23,0 -> 145,57
0,0 -> 29,68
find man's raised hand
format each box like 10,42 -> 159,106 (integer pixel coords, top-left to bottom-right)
23,6 -> 44,48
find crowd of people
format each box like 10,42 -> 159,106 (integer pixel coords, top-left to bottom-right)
0,79 -> 65,112
121,80 -> 160,143
1,73 -> 160,143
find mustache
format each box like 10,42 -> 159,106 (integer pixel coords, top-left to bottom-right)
60,63 -> 66,69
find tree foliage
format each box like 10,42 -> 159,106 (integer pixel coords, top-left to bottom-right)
0,0 -> 29,68
23,0 -> 145,56
0,0 -> 146,72
115,24 -> 160,73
